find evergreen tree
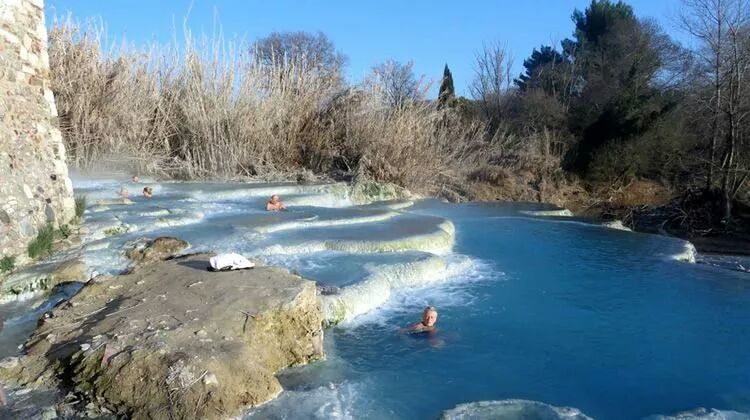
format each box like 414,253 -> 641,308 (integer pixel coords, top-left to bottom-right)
515,45 -> 572,98
438,64 -> 455,108
566,0 -> 672,174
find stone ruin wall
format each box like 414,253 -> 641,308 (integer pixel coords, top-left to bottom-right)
0,0 -> 74,261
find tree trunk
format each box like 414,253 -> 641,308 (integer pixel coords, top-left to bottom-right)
721,114 -> 736,221
707,28 -> 722,190
723,187 -> 732,221
706,1 -> 724,190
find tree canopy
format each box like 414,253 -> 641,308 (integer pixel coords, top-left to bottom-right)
251,31 -> 347,77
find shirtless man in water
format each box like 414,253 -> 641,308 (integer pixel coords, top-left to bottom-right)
118,186 -> 129,198
403,306 -> 438,333
266,194 -> 287,211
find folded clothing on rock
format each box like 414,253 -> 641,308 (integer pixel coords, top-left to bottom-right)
208,253 -> 255,271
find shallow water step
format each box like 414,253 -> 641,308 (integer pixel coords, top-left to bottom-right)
256,207 -> 401,233
254,213 -> 456,255
355,198 -> 415,211
185,181 -> 349,202
264,250 -> 441,289
320,252 -> 450,325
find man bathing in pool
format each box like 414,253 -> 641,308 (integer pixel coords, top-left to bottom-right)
402,306 -> 438,333
266,194 -> 287,211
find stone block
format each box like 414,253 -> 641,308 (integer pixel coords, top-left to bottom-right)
0,27 -> 20,45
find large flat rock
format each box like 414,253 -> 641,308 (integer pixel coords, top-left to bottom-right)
1,254 -> 324,419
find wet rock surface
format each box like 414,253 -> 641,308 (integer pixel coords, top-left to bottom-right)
0,258 -> 88,301
0,253 -> 324,419
125,236 -> 190,265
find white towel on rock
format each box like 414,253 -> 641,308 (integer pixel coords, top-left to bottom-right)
209,253 -> 255,271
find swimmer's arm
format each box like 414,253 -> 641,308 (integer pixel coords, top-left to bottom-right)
400,323 -> 434,334
399,322 -> 420,334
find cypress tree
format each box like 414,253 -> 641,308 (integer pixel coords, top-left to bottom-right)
438,64 -> 455,108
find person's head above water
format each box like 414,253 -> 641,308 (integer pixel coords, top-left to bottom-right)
401,306 -> 439,334
421,306 -> 438,327
266,194 -> 287,211
132,175 -> 140,183
143,187 -> 153,198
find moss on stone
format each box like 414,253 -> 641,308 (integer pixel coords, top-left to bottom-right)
0,256 -> 15,273
103,225 -> 130,236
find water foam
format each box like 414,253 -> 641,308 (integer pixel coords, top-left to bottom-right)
440,399 -> 592,420
644,408 -> 750,420
379,200 -> 414,210
358,199 -> 415,211
282,193 -> 353,208
321,254 -> 449,325
137,208 -> 171,217
672,241 -> 697,264
602,220 -> 633,231
152,211 -> 205,228
521,209 -> 575,217
245,381 -> 365,419
338,255 -> 495,329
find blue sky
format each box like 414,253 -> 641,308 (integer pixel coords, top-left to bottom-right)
45,0 -> 685,97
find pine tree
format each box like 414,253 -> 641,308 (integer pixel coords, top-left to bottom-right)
438,64 -> 455,108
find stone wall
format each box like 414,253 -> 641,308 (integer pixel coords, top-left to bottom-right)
0,0 -> 74,260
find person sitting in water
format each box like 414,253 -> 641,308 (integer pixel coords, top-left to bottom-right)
266,194 -> 287,211
402,306 -> 438,334
142,187 -> 153,198
132,175 -> 140,183
118,186 -> 129,198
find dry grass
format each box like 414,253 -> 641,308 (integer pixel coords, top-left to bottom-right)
49,19 -> 564,199
49,20 -> 340,178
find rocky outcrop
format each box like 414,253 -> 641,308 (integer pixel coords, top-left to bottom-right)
1,254 -> 324,419
0,0 -> 75,259
125,236 -> 190,265
350,177 -> 415,204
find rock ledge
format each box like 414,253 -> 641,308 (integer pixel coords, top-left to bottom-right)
1,254 -> 324,419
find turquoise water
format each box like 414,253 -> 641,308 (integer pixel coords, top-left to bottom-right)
248,202 -> 750,419
0,179 -> 748,419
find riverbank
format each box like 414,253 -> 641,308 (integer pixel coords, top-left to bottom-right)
462,176 -> 750,257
